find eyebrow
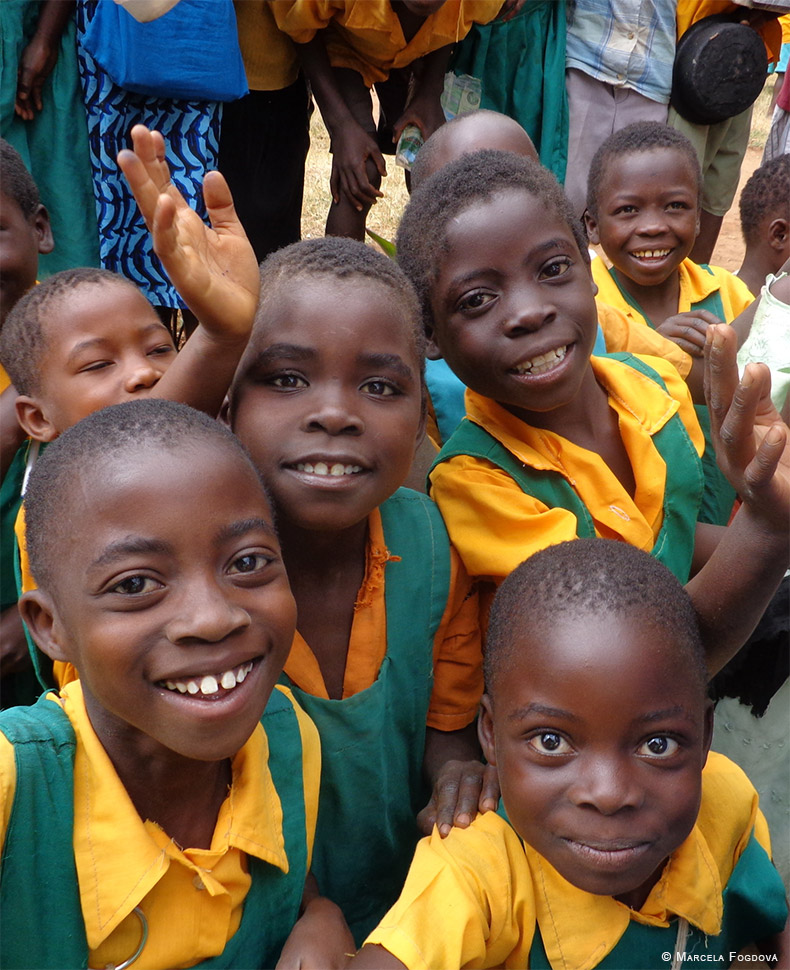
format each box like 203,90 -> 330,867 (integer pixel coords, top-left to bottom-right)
251,343 -> 315,364
635,706 -> 696,724
216,517 -> 278,544
447,237 -> 576,293
507,703 -> 580,723
358,352 -> 414,379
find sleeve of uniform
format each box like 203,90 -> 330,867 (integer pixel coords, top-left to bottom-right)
709,266 -> 755,321
598,302 -> 693,379
426,548 -> 483,732
637,353 -> 705,459
429,455 -> 584,584
364,812 -> 535,970
0,732 -> 16,856
270,0 -> 339,44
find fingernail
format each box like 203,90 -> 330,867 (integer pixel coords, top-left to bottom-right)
766,424 -> 783,445
456,813 -> 471,827
741,369 -> 754,388
712,329 -> 725,349
439,823 -> 451,837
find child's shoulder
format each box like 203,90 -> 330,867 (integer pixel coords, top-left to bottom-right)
684,259 -> 753,313
697,751 -> 764,869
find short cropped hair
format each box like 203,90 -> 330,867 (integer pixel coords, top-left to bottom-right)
586,122 -> 702,219
739,155 -> 790,246
25,399 -> 264,592
485,539 -> 707,692
231,237 -> 425,404
0,267 -> 139,395
397,150 -> 588,337
0,139 -> 40,217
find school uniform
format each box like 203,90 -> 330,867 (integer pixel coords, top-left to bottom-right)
0,681 -> 320,969
279,487 -> 483,945
365,753 -> 788,969
429,354 -> 705,587
592,257 -> 753,525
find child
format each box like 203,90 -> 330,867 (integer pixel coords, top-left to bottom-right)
0,398 -> 352,968
351,540 -> 789,967
271,0 -> 502,240
0,124 -> 260,688
0,140 -> 54,705
227,236 -> 489,944
737,155 -> 790,299
583,122 -> 760,525
395,149 -> 789,675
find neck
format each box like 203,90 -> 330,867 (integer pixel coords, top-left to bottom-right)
737,249 -> 775,299
277,516 -> 369,578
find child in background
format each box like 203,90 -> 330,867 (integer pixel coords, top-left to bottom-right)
583,122 -> 756,525
0,398 -> 353,968
227,237 -> 489,945
351,540 -> 788,968
0,140 -> 53,705
737,155 -> 790,299
396,150 -> 789,676
271,0 -> 502,240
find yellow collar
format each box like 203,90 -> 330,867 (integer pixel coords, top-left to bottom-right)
57,682 -> 289,949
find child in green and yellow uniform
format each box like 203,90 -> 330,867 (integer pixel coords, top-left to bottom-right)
583,122 -> 757,525
351,540 -> 788,968
226,237 -> 488,944
0,398 -> 354,968
396,149 -> 789,677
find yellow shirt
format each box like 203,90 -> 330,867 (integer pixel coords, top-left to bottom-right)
366,753 -> 773,970
592,258 -> 754,329
284,507 -> 483,731
0,681 -> 320,970
234,0 -> 300,90
597,301 -> 692,378
428,355 -> 704,586
271,0 -> 503,86
0,364 -> 10,395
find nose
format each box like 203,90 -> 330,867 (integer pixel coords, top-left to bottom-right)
567,753 -> 644,816
502,287 -> 556,337
165,577 -> 251,644
124,358 -> 162,393
638,206 -> 669,235
303,384 -> 363,435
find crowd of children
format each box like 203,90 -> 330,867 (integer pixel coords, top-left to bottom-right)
1,2 -> 789,966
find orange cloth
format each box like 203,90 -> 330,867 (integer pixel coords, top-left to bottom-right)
676,0 -> 782,61
282,506 -> 483,731
233,0 -> 300,90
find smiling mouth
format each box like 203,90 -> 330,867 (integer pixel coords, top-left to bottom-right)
293,461 -> 363,478
159,660 -> 254,698
511,345 -> 568,376
630,249 -> 671,261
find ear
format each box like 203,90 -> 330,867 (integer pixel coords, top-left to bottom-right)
583,209 -> 600,246
33,204 -> 54,256
18,589 -> 71,663
425,325 -> 443,361
477,693 -> 498,767
768,217 -> 789,253
695,209 -> 701,239
15,395 -> 59,442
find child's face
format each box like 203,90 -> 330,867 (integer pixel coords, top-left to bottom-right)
0,192 -> 53,326
24,441 -> 296,766
584,149 -> 700,288
24,281 -> 177,440
230,277 -> 424,534
479,609 -> 712,910
428,188 -> 600,420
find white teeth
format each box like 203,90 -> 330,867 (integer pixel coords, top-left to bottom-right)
295,462 -> 362,477
220,670 -> 236,690
632,249 -> 670,259
162,662 -> 254,697
513,346 -> 567,375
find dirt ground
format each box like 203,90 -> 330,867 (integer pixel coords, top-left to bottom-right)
710,143 -> 762,273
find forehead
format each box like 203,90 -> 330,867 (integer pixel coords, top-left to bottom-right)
600,147 -> 698,194
492,609 -> 704,711
252,274 -> 420,361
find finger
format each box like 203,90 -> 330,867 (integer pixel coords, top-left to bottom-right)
478,765 -> 500,813
32,80 -> 44,113
680,325 -> 708,352
202,170 -> 241,233
743,422 -> 787,493
668,336 -> 705,358
117,148 -> 161,230
704,325 -> 740,434
715,362 -> 768,475
431,775 -> 462,837
150,194 -> 178,259
415,798 -> 438,836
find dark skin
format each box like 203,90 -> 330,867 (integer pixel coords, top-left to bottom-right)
737,215 -> 790,299
13,0 -> 74,120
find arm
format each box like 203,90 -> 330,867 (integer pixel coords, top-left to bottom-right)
14,0 -> 74,120
418,723 -> 499,837
0,606 -> 31,679
390,45 -> 452,145
686,325 -> 790,676
276,873 -> 355,970
347,946 -> 406,970
117,125 -> 259,417
296,37 -> 386,210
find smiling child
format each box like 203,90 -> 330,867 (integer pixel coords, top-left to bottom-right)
0,398 -> 353,968
351,540 -> 788,968
396,150 -> 789,675
228,237 -> 487,944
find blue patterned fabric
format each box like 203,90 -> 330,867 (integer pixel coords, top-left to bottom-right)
75,0 -> 222,308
